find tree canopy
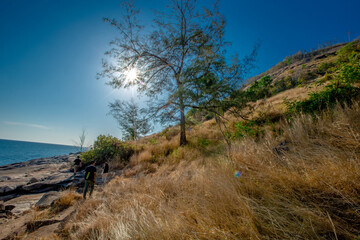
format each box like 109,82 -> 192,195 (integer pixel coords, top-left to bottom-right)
99,0 -> 257,145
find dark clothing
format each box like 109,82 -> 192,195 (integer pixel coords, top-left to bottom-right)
84,165 -> 96,181
74,158 -> 81,166
103,163 -> 109,174
83,179 -> 94,199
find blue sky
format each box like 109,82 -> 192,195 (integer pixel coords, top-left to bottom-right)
0,0 -> 359,145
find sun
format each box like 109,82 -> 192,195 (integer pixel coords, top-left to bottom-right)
125,68 -> 138,83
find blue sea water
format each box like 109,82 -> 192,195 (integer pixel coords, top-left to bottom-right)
0,139 -> 79,166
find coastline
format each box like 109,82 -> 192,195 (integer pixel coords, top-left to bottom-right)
0,153 -> 83,211
0,153 -> 87,239
0,139 -> 80,166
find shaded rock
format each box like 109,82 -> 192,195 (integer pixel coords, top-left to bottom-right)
27,177 -> 39,184
5,205 -> 15,211
69,176 -> 84,188
0,212 -> 7,218
26,219 -> 61,233
0,203 -> 4,211
0,186 -> 13,194
0,193 -> 19,202
22,182 -> 50,192
35,192 -> 60,209
0,176 -> 11,182
273,140 -> 290,155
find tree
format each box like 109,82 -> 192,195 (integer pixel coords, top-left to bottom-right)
98,0 -> 257,146
109,98 -> 152,140
74,128 -> 87,152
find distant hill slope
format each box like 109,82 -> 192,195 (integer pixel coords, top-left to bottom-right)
245,42 -> 347,88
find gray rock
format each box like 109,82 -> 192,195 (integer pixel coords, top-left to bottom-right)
0,186 -> 12,194
0,193 -> 19,202
27,177 -> 39,184
0,176 -> 11,182
35,192 -> 60,209
22,182 -> 48,192
5,205 -> 15,211
0,212 -> 7,218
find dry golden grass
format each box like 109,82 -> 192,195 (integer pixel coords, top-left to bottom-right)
50,191 -> 82,215
62,102 -> 360,240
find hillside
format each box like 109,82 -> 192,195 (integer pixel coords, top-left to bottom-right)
2,41 -> 359,240
246,43 -> 347,87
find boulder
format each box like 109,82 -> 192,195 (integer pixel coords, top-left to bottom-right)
27,177 -> 39,184
0,186 -> 13,194
35,192 -> 60,209
5,205 -> 15,211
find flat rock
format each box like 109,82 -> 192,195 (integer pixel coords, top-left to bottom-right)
0,176 -> 11,182
0,154 -> 76,203
4,193 -> 44,214
35,191 -> 60,209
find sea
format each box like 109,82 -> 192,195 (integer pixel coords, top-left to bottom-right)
0,139 -> 80,166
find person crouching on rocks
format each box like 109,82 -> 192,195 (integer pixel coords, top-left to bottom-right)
73,156 -> 82,175
83,161 -> 96,199
102,162 -> 109,184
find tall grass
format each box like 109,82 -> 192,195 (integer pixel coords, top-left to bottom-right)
63,103 -> 360,240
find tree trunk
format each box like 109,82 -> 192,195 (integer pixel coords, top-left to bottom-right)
179,104 -> 187,146
178,84 -> 187,146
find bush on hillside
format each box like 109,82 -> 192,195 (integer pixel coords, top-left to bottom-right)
81,134 -> 134,164
285,85 -> 360,116
272,76 -> 299,94
285,41 -> 360,116
246,75 -> 273,100
234,120 -> 264,139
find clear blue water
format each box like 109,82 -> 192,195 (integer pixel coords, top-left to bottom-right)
0,139 -> 79,166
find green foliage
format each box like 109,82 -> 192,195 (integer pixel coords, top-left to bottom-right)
109,99 -> 152,141
285,85 -> 360,116
337,41 -> 360,63
285,41 -> 360,116
148,138 -> 158,145
283,56 -> 292,65
81,135 -> 134,164
196,138 -> 211,149
247,75 -> 273,100
272,76 -> 299,94
186,108 -> 214,123
316,61 -> 336,74
234,121 -> 264,139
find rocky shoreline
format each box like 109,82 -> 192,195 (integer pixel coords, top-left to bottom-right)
0,154 -> 85,216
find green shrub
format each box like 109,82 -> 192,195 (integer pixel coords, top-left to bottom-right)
285,85 -> 360,116
148,138 -> 157,145
81,134 -> 134,164
272,76 -> 299,94
247,75 -> 273,101
234,121 -> 264,139
285,42 -> 360,117
197,138 -> 211,149
337,41 -> 360,63
316,61 -> 336,74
